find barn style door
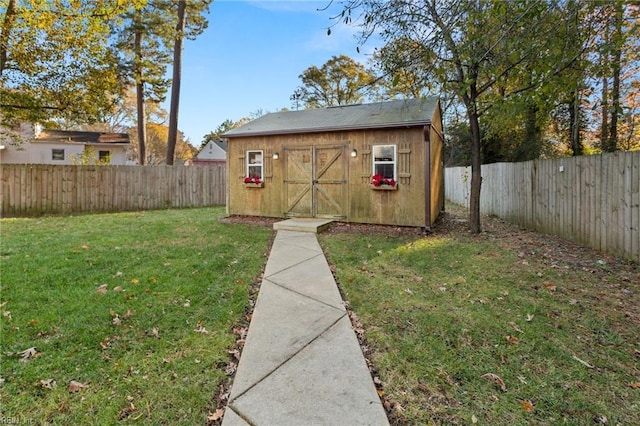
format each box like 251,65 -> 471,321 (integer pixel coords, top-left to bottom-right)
284,144 -> 347,218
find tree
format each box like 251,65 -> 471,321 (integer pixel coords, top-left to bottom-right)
338,0 -> 586,233
1,1 -> 138,131
113,1 -> 174,165
166,0 -> 186,165
293,55 -> 377,108
200,118 -> 244,149
596,1 -> 635,153
166,0 -> 211,165
128,121 -> 195,165
371,37 -> 438,99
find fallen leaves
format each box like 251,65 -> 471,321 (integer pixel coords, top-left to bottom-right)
110,309 -> 134,326
35,379 -> 88,394
227,349 -> 241,361
36,378 -> 57,389
194,321 -> 209,334
118,402 -> 138,420
505,335 -> 519,344
111,313 -> 121,326
19,347 -> 38,362
232,327 -> 248,344
68,380 -> 89,393
520,399 -> 535,412
99,337 -> 110,350
224,362 -> 237,376
481,373 -> 507,392
508,322 -> 524,333
349,311 -> 365,338
207,408 -> 224,422
572,354 -> 594,369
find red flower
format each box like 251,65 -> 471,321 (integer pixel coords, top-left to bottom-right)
244,176 -> 261,184
371,174 -> 396,187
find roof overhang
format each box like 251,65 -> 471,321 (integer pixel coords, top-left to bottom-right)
222,98 -> 438,139
224,122 -> 429,138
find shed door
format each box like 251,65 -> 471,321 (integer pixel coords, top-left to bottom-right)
284,145 -> 347,218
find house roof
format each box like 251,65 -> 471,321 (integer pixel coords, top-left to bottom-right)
222,98 -> 439,138
34,129 -> 130,144
196,139 -> 227,160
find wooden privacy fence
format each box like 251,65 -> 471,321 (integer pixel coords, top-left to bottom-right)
1,164 -> 227,217
445,151 -> 640,262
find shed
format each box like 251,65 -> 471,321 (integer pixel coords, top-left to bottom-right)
222,98 -> 444,231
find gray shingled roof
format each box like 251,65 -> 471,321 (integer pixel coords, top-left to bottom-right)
222,98 -> 438,138
35,129 -> 130,144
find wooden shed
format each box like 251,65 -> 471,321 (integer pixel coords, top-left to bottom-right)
222,98 -> 444,231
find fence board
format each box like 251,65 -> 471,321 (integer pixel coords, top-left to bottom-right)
445,152 -> 639,263
632,154 -> 640,258
1,164 -> 227,218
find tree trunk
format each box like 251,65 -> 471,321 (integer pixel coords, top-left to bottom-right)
136,81 -> 146,165
524,104 -> 541,160
600,13 -> 610,152
569,90 -> 583,156
464,84 -> 482,234
134,13 -> 146,165
166,0 -> 186,165
0,0 -> 17,76
468,111 -> 482,234
606,2 -> 623,152
601,75 -> 610,151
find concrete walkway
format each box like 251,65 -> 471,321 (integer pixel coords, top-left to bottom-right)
221,226 -> 389,425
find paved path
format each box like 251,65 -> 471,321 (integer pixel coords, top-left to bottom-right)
221,229 -> 389,425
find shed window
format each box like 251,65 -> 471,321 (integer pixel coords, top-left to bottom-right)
372,145 -> 396,180
246,150 -> 263,181
52,149 -> 65,161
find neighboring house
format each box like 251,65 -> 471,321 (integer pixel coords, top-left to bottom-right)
0,123 -> 130,165
222,98 -> 445,231
188,139 -> 227,166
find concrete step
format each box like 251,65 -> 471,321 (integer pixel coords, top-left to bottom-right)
272,218 -> 333,233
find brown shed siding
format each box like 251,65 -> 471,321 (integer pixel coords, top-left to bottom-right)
227,125 -> 441,227
429,105 -> 445,225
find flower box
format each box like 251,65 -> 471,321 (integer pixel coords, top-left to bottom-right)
370,174 -> 397,190
370,184 -> 398,191
243,176 -> 263,187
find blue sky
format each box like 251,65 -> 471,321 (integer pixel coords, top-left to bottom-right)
172,0 -> 376,146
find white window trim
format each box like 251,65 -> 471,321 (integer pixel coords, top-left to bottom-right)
372,144 -> 397,179
246,150 -> 264,180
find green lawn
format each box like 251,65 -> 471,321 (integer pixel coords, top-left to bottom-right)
0,208 -> 272,424
2,206 -> 638,425
320,207 -> 640,425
